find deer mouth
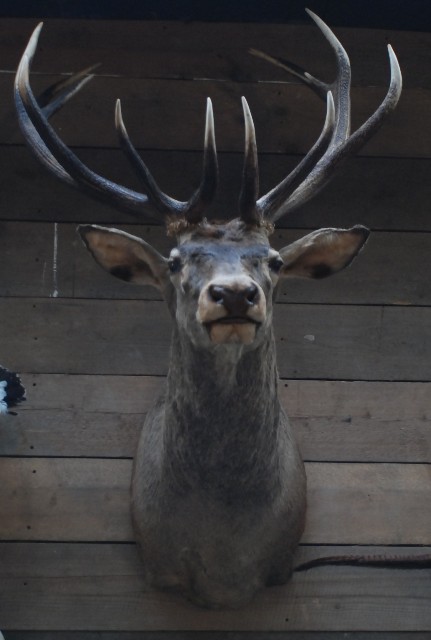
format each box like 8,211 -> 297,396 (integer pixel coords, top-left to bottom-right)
209,317 -> 260,325
205,317 -> 261,345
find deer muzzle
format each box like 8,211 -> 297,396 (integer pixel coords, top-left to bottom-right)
196,276 -> 266,345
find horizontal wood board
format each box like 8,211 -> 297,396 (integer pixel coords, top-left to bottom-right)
0,458 -> 430,545
2,18 -> 430,89
2,148 -> 430,231
1,222 -> 430,305
0,298 -> 429,380
4,635 -> 431,640
0,542 -> 430,631
3,73 -> 430,158
1,376 -> 430,462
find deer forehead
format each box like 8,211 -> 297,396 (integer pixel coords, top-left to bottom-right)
172,220 -> 273,267
174,241 -> 270,263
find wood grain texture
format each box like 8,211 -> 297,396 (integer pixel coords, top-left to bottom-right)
0,458 -> 429,544
2,18 -> 430,89
1,375 -> 429,462
0,542 -> 430,631
0,298 -> 429,380
3,73 -> 429,157
1,222 -> 430,306
2,148 -> 430,231
0,145 -> 431,231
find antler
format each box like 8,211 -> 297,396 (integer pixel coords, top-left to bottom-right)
16,14 -> 402,228
242,8 -> 402,224
14,23 -> 218,224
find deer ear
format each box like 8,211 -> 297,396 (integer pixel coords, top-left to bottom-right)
279,225 -> 370,279
78,225 -> 169,290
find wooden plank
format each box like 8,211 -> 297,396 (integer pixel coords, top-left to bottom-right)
2,18 -> 430,89
1,221 -> 430,306
1,375 -> 430,462
5,634 -> 430,640
0,458 -> 132,542
0,542 -> 430,631
3,74 -> 429,157
0,298 -> 430,381
2,147 -> 430,231
2,411 -> 429,463
0,458 -> 429,544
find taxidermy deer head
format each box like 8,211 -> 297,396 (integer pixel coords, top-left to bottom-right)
15,10 -> 401,608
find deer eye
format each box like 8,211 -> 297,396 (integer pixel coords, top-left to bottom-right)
268,256 -> 284,273
168,256 -> 182,274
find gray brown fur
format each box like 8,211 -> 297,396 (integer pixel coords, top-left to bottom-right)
119,218 -> 368,608
71,217 -> 369,609
131,220 -> 307,608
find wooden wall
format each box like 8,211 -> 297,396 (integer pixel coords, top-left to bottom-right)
0,18 -> 430,636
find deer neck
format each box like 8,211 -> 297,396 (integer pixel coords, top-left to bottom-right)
167,324 -> 279,409
163,327 -> 281,501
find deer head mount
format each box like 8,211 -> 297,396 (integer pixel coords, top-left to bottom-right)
15,11 -> 402,608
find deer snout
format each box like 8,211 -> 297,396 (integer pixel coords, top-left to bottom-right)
196,277 -> 266,342
208,283 -> 259,317
197,277 -> 266,345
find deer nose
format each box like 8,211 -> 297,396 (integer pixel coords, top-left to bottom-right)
208,283 -> 259,316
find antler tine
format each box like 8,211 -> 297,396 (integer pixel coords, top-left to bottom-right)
15,23 -> 218,223
256,91 -> 335,220
250,9 -> 352,144
250,9 -> 352,221
115,99 -> 184,215
15,23 -> 76,185
306,9 -> 352,144
185,97 -> 218,223
271,44 -> 402,221
250,10 -> 401,223
15,23 -> 157,218
115,97 -> 218,223
239,97 -> 260,225
38,63 -> 100,119
249,47 -> 328,101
